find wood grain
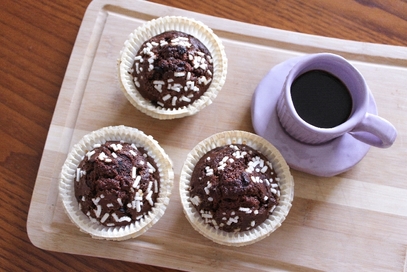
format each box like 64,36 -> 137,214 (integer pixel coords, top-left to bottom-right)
1,0 -> 407,271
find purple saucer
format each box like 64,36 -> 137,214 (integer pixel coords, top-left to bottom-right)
251,56 -> 376,177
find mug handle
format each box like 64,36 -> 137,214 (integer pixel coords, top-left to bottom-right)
349,113 -> 397,148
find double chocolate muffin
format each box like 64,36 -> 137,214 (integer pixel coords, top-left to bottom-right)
189,144 -> 280,232
179,130 -> 294,247
131,31 -> 214,109
59,125 -> 174,240
75,141 -> 160,227
119,16 -> 227,119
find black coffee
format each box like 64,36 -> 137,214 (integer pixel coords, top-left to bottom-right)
290,70 -> 353,128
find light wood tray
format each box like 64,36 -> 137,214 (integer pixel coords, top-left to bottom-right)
27,0 -> 407,271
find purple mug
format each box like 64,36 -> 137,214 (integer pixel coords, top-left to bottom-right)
276,53 -> 397,147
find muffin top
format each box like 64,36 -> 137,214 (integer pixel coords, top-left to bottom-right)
189,144 -> 280,232
74,141 -> 160,227
131,30 -> 214,109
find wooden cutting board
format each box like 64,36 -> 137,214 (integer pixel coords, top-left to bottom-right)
27,0 -> 407,271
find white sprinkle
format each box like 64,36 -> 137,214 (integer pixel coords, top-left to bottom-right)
92,197 -> 100,205
226,216 -> 239,225
271,188 -> 277,194
100,213 -> 109,223
190,195 -> 201,206
111,152 -> 117,158
135,190 -> 142,212
171,83 -> 183,92
107,203 -> 114,208
94,205 -> 102,218
132,166 -> 137,179
254,210 -> 259,215
146,191 -> 154,206
180,96 -> 191,102
81,196 -> 85,202
261,166 -> 268,173
86,150 -> 95,160
133,175 -> 141,188
208,197 -> 213,201
172,96 -> 177,106
160,39 -> 168,46
218,163 -> 226,171
135,200 -> 141,212
110,143 -> 123,151
147,162 -> 156,173
117,198 -> 123,206
201,212 -> 213,219
105,158 -> 112,163
157,101 -> 164,107
239,207 -> 252,214
264,196 -> 269,201
154,179 -> 158,193
207,55 -> 213,63
162,94 -> 171,101
205,167 -> 214,176
245,166 -> 254,173
119,216 -> 131,222
174,71 -> 186,77
270,205 -> 277,213
153,80 -> 165,85
154,84 -> 162,93
251,221 -> 255,227
76,168 -> 81,182
147,181 -> 153,194
106,223 -> 115,227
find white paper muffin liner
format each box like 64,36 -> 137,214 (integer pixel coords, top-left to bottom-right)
118,16 -> 228,120
59,125 -> 174,240
180,130 -> 294,247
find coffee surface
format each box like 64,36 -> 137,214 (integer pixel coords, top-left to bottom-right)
291,70 -> 353,128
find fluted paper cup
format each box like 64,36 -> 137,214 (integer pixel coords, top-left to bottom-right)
180,130 -> 294,246
118,16 -> 227,120
59,125 -> 174,240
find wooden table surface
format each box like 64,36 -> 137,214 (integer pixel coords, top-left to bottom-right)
1,0 -> 406,271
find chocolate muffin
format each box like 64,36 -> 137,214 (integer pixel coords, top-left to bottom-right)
119,16 -> 227,120
75,141 -> 160,227
189,144 -> 280,232
59,126 -> 174,240
131,31 -> 214,109
180,131 -> 294,247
